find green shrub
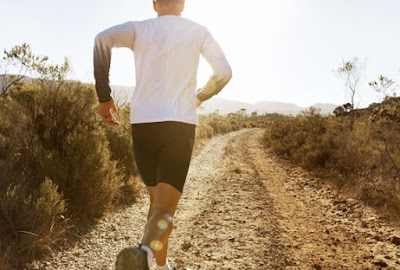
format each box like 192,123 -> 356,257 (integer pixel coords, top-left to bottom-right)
2,82 -> 122,220
196,121 -> 214,140
104,106 -> 140,204
0,178 -> 68,267
105,107 -> 138,185
0,81 -> 130,266
0,44 -> 141,267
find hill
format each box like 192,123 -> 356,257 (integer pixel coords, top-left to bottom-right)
198,98 -> 337,115
1,74 -> 336,115
1,78 -> 336,115
111,86 -> 337,116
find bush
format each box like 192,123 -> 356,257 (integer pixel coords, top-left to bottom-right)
105,107 -> 138,185
264,102 -> 400,222
0,179 -> 68,267
370,97 -> 400,176
105,106 -> 141,204
2,82 -> 123,220
0,43 -> 141,267
265,109 -> 333,169
196,120 -> 214,140
0,81 -> 130,266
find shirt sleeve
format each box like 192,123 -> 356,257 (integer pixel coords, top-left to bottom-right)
93,22 -> 135,103
197,29 -> 232,102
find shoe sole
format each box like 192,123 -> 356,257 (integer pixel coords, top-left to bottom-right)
115,248 -> 148,270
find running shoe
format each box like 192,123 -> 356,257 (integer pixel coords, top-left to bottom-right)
167,258 -> 177,270
115,245 -> 149,270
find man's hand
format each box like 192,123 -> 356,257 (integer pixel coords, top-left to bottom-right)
98,99 -> 120,126
196,98 -> 203,108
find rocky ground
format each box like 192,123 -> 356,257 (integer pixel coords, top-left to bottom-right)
27,129 -> 400,269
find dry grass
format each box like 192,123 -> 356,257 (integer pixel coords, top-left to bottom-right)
117,177 -> 144,206
0,179 -> 71,268
264,100 -> 400,224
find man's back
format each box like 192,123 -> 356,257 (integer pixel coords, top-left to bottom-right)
94,15 -> 231,125
131,16 -> 207,124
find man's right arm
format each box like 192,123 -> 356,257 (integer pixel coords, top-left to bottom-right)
197,30 -> 232,102
93,22 -> 135,103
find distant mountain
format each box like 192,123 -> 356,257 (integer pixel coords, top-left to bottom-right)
198,98 -> 337,116
0,78 -> 337,115
111,86 -> 337,115
0,78 -> 336,115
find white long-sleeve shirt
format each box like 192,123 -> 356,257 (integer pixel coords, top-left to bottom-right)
94,15 -> 232,125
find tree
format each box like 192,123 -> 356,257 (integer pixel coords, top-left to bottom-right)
251,111 -> 258,118
333,103 -> 353,117
336,57 -> 366,109
238,108 -> 247,117
0,43 -> 70,96
369,75 -> 397,101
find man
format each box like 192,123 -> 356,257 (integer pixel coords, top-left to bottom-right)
93,0 -> 231,269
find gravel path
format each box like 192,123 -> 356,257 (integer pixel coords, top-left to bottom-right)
27,129 -> 400,269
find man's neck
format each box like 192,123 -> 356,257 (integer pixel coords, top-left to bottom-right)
157,7 -> 181,17
158,12 -> 181,16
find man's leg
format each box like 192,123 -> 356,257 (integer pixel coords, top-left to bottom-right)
145,186 -> 172,267
147,187 -> 156,220
125,122 -> 194,269
146,186 -> 170,265
142,183 -> 181,267
143,122 -> 194,267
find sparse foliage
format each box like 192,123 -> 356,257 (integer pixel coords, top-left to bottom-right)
112,87 -> 131,107
0,43 -> 70,96
336,57 -> 366,108
369,75 -> 397,101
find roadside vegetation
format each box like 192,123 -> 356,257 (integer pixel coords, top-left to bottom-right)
264,59 -> 400,225
0,44 -> 268,269
2,43 -> 398,269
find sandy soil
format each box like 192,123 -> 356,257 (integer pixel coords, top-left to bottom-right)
27,129 -> 400,270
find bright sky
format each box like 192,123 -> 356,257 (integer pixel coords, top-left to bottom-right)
1,0 -> 400,107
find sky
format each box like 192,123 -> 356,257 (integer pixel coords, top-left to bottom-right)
1,0 -> 400,107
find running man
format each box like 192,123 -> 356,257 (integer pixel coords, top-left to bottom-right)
93,0 -> 231,269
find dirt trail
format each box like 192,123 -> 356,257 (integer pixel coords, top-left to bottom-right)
29,129 -> 400,270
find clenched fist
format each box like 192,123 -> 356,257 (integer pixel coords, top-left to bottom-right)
98,99 -> 120,126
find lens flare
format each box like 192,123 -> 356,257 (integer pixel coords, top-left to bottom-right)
150,240 -> 163,251
157,219 -> 168,230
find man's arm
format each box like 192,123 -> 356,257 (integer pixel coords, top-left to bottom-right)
93,21 -> 135,103
197,30 -> 232,103
93,22 -> 135,125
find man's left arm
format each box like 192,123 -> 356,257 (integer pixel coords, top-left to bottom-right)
196,29 -> 232,105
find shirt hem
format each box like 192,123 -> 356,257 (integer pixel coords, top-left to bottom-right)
130,116 -> 198,126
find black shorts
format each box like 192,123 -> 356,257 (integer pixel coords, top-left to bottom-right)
131,121 -> 196,193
